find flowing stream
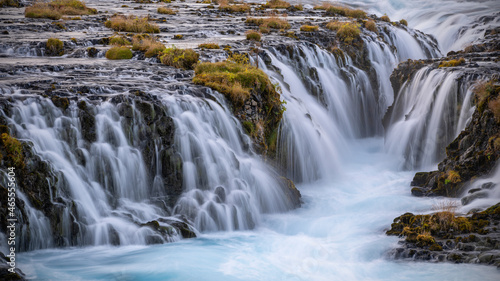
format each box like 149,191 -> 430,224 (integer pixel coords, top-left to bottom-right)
2,0 -> 499,280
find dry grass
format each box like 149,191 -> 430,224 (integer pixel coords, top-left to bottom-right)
445,170 -> 461,184
132,35 -> 165,57
46,38 -> 64,56
160,47 -> 199,70
246,16 -> 291,30
400,19 -> 408,26
300,25 -> 319,32
326,21 -> 343,31
262,0 -> 290,9
365,20 -> 377,33
218,0 -> 251,13
109,35 -> 131,46
246,30 -> 261,41
380,15 -> 390,22
489,96 -> 500,122
105,15 -> 160,33
25,0 -> 97,20
157,6 -> 177,15
314,3 -> 366,19
438,57 -> 465,68
198,43 -> 220,49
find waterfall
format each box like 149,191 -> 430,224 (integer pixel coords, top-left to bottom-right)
3,89 -> 296,250
384,67 -> 477,170
164,93 -> 295,232
258,23 -> 438,182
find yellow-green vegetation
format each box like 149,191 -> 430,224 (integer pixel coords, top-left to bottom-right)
400,19 -> 408,26
246,30 -> 261,41
246,16 -> 291,30
262,0 -> 290,9
46,38 -> 64,56
25,0 -> 97,20
0,132 -> 24,169
325,21 -> 343,31
300,25 -> 319,32
380,15 -> 390,22
109,35 -> 131,46
489,95 -> 500,122
218,0 -> 251,13
157,6 -> 177,15
173,34 -> 183,39
445,170 -> 461,184
105,46 -> 133,60
474,80 -> 500,114
160,47 -> 199,70
193,54 -> 273,108
329,47 -> 345,65
314,3 -> 366,19
364,20 -> 377,33
0,0 -> 19,7
132,35 -> 165,57
438,57 -> 465,67
387,202 -> 499,249
198,43 -> 220,49
105,15 -> 160,33
52,21 -> 67,30
335,22 -> 361,43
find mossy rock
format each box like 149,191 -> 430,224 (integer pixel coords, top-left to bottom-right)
105,46 -> 133,60
46,38 -> 64,56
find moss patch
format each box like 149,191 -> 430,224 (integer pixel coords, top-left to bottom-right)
46,38 -> 64,56
160,47 -> 199,70
105,46 -> 133,60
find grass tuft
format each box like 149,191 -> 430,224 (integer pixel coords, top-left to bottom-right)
158,6 -> 177,14
364,20 -> 377,33
246,16 -> 291,30
25,0 -> 97,20
198,43 -> 220,49
438,57 -> 465,68
105,15 -> 160,33
246,30 -> 261,41
160,47 -> 199,70
105,46 -> 133,60
262,0 -> 290,9
46,38 -> 64,56
132,35 -> 165,57
300,25 -> 319,32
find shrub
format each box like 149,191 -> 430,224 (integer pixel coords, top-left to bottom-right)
198,43 -> 220,49
380,15 -> 390,22
365,20 -> 377,32
132,36 -> 165,57
336,22 -> 360,43
438,57 -> 465,67
246,30 -> 261,41
246,16 -> 291,29
46,38 -> 64,56
105,15 -> 160,33
400,19 -> 408,26
158,6 -> 177,14
262,0 -> 290,9
109,35 -> 131,46
160,47 -> 199,70
300,25 -> 319,32
25,0 -> 97,20
326,21 -> 343,31
218,0 -> 251,13
105,46 -> 133,60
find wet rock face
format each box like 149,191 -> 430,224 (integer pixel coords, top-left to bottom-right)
386,203 -> 500,268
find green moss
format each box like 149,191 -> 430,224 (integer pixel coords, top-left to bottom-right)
160,47 -> 199,70
429,243 -> 443,251
46,38 -> 64,56
1,133 -> 24,168
242,121 -> 255,135
51,96 -> 70,110
105,46 -> 133,60
109,35 -> 131,46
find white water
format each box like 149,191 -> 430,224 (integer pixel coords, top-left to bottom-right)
385,67 -> 477,170
17,138 -> 500,280
334,0 -> 500,53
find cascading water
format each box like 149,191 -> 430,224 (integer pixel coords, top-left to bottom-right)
384,67 -> 478,170
337,0 -> 500,53
164,93 -> 296,231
